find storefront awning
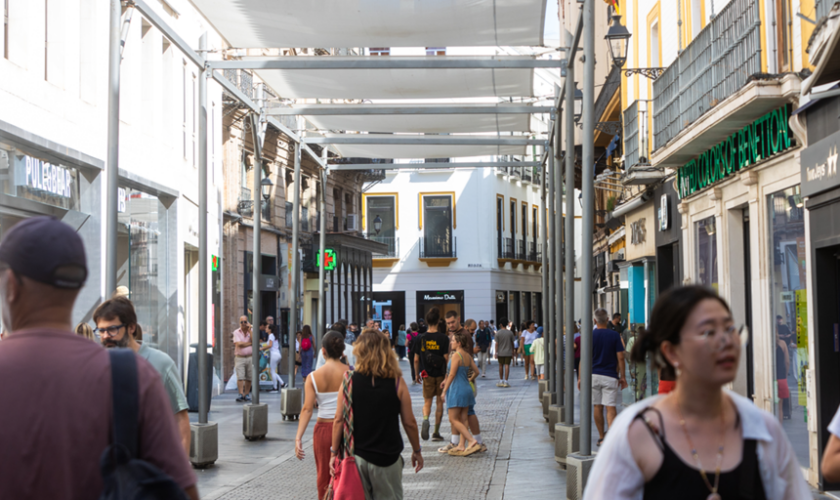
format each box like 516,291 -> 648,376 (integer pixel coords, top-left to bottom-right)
328,142 -> 526,160
191,0 -> 546,49
306,112 -> 531,135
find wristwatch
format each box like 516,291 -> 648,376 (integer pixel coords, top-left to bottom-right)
413,448 -> 422,454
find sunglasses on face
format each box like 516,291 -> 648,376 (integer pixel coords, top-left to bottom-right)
95,324 -> 126,337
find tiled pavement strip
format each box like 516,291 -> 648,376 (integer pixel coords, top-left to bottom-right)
197,361 -> 549,500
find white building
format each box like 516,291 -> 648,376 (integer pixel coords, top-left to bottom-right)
366,165 -> 583,331
0,0 -> 223,377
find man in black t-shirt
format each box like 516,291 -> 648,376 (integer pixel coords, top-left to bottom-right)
415,326 -> 449,442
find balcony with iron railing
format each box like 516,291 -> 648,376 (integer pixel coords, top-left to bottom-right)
527,242 -> 541,263
516,238 -> 526,260
652,0 -> 762,152
622,100 -> 663,184
223,69 -> 255,100
498,237 -> 516,260
365,235 -> 399,258
521,167 -> 533,183
816,0 -> 832,20
495,165 -> 509,176
419,236 -> 457,266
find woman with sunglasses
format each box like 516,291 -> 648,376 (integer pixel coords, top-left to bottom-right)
584,286 -> 809,500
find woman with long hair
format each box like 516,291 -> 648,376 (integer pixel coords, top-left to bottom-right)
396,324 -> 407,360
584,286 -> 809,499
295,331 -> 349,500
300,325 -> 315,379
441,331 -> 481,456
331,329 -> 423,498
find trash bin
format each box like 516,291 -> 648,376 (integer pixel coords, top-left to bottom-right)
187,344 -> 213,413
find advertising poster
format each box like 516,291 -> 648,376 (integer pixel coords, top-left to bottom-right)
795,289 -> 808,406
373,300 -> 393,336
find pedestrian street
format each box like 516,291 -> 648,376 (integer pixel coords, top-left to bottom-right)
194,361 -> 565,500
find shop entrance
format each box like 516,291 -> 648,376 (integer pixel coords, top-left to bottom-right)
416,290 -> 464,325
495,291 -> 508,326
815,244 -> 840,489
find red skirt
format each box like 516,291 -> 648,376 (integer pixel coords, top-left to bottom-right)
658,380 -> 676,394
778,379 -> 790,399
314,421 -> 333,500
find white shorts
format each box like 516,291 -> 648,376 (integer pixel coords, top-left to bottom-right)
592,374 -> 621,407
536,365 -> 544,375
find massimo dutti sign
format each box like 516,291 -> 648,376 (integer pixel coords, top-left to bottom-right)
677,105 -> 794,199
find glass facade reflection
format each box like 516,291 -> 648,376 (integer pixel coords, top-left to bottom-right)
117,188 -> 175,365
696,216 -> 718,290
768,185 -> 808,467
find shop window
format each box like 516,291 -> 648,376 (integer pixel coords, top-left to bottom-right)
695,216 -> 718,289
117,188 -> 173,362
768,185 -> 808,467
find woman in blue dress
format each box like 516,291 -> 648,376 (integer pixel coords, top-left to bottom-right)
441,331 -> 481,456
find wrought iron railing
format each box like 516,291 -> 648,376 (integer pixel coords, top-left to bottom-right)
516,239 -> 526,260
420,236 -> 457,258
815,0 -> 832,20
652,0 -> 761,150
223,69 -> 255,100
285,202 -> 293,228
510,166 -> 522,178
496,165 -> 508,175
366,235 -> 399,258
533,167 -> 542,186
499,237 -> 515,259
528,242 -> 541,262
522,168 -> 533,183
623,100 -> 651,169
301,207 -> 309,232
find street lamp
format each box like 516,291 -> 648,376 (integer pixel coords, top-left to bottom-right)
260,176 -> 273,201
373,214 -> 383,235
605,14 -> 631,69
572,83 -> 583,123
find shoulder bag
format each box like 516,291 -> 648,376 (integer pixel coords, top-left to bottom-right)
324,371 -> 366,500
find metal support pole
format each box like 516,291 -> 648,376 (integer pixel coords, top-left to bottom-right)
564,29 -> 578,426
540,148 -> 553,386
554,85 -> 564,406
197,33 -> 209,423
249,112 -> 263,405
289,121 -> 303,388
540,157 -> 549,386
105,0 -> 121,295
547,138 -> 556,393
545,139 -> 554,393
317,162 -> 328,349
580,0 -> 596,456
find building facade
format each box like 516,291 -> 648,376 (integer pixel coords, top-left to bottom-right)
0,0 -> 224,386
613,0 -> 827,483
367,165 -> 581,330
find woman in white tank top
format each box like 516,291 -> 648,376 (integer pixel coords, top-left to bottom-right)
295,331 -> 350,500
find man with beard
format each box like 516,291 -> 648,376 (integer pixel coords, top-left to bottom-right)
0,217 -> 196,499
96,296 -> 191,455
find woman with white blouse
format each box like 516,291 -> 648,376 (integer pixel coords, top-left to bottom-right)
584,286 -> 809,500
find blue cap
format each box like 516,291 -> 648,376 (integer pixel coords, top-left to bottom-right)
536,326 -> 543,334
0,216 -> 87,289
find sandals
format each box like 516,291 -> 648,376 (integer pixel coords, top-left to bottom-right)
438,443 -> 457,453
461,443 -> 482,456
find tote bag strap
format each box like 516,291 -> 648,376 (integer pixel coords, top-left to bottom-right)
341,371 -> 355,457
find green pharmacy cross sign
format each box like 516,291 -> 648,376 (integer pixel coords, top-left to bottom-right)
318,248 -> 337,271
677,105 -> 793,199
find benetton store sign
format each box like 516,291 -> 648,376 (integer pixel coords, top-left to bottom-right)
677,105 -> 794,199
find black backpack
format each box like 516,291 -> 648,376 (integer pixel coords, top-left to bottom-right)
99,349 -> 189,500
421,335 -> 445,372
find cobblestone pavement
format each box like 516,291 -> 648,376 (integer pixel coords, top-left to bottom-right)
198,361 -> 541,500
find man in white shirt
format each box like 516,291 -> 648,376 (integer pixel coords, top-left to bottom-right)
316,322 -> 356,369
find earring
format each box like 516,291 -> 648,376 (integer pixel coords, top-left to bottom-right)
673,361 -> 681,377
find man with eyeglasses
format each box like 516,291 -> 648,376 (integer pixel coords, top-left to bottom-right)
233,315 -> 254,402
95,296 -> 191,456
0,217 -> 197,499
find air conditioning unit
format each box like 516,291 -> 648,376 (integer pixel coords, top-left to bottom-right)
346,214 -> 358,231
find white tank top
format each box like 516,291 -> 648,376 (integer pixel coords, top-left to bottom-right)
311,372 -> 339,420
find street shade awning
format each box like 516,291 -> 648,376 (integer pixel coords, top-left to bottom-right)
307,113 -> 530,134
191,0 -> 546,49
257,68 -> 534,100
329,143 -> 527,159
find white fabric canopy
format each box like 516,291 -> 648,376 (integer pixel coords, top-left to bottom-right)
329,143 -> 526,159
307,113 -> 529,134
258,68 -> 533,100
193,0 -> 546,49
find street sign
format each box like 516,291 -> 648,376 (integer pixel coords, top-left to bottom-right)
317,248 -> 337,271
212,255 -> 219,272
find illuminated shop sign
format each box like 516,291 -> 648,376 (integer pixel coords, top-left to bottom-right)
677,105 -> 794,199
